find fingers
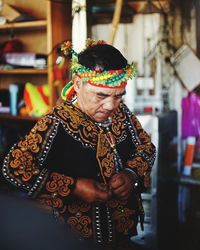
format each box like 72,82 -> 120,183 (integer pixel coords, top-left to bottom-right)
109,172 -> 134,200
110,183 -> 130,200
74,174 -> 133,203
109,174 -> 125,189
74,179 -> 111,203
96,182 -> 108,192
95,182 -> 112,201
116,192 -> 129,200
96,189 -> 112,202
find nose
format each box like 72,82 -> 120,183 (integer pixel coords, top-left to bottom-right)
102,99 -> 117,111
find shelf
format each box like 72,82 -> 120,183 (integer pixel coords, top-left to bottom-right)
0,114 -> 38,123
0,68 -> 48,75
179,176 -> 200,186
0,0 -> 72,108
0,20 -> 47,31
163,176 -> 200,186
141,193 -> 152,200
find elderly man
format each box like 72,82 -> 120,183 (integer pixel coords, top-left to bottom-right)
2,40 -> 156,249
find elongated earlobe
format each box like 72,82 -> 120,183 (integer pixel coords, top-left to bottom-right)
73,76 -> 81,92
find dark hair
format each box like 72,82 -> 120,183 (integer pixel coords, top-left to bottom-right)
78,44 -> 127,71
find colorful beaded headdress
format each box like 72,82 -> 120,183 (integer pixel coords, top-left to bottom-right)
61,39 -> 137,100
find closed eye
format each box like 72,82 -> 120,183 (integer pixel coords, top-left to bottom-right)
96,93 -> 109,99
96,94 -> 107,100
96,90 -> 126,100
115,91 -> 126,98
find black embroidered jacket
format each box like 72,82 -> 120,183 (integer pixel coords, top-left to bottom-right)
2,101 -> 156,244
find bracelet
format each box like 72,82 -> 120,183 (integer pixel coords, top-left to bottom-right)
124,168 -> 139,188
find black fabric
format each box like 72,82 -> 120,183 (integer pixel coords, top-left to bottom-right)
43,124 -> 136,180
43,124 -> 99,179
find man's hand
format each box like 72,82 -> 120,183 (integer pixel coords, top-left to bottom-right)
109,170 -> 136,200
73,178 -> 112,203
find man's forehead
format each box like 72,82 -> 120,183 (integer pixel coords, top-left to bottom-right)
86,83 -> 126,95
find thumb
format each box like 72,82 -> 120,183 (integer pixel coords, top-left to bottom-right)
110,174 -> 118,183
96,188 -> 111,201
96,183 -> 108,192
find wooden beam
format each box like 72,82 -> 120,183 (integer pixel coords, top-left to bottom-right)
109,0 -> 123,44
196,2 -> 200,58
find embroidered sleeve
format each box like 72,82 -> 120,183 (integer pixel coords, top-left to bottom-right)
126,114 -> 156,192
2,116 -> 76,201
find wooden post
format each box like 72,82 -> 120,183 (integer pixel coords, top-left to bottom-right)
109,0 -> 123,45
196,2 -> 200,58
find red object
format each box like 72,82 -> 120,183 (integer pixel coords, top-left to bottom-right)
144,107 -> 153,113
184,144 -> 195,166
37,85 -> 49,105
24,88 -> 33,112
1,39 -> 23,53
87,81 -> 127,88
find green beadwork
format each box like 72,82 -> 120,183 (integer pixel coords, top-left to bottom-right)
71,61 -> 137,87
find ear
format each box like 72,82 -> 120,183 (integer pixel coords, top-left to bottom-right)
73,76 -> 82,93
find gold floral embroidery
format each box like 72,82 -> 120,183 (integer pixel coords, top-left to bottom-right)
138,130 -> 151,143
38,194 -> 65,210
107,199 -> 127,209
131,115 -> 152,144
33,117 -> 52,132
67,201 -> 92,238
8,117 -> 53,184
111,108 -> 126,139
10,149 -> 39,182
67,215 -> 92,238
96,133 -> 108,157
131,115 -> 142,130
96,132 -> 115,183
112,208 -> 134,234
95,105 -> 126,180
101,152 -> 115,178
136,143 -> 155,155
46,173 -> 74,197
54,102 -> 126,148
127,156 -> 149,176
127,156 -> 151,188
55,103 -> 98,147
68,201 -> 91,214
18,133 -> 42,153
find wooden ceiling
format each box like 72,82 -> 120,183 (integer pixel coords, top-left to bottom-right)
88,0 -> 170,24
127,1 -> 170,14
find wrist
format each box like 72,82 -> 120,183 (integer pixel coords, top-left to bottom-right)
124,168 -> 139,188
69,178 -> 77,194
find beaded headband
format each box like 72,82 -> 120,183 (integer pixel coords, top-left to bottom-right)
61,39 -> 137,100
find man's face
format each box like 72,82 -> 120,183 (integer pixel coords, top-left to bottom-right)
74,77 -> 126,122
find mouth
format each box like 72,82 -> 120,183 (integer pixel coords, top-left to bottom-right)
98,111 -> 112,117
94,112 -> 112,122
